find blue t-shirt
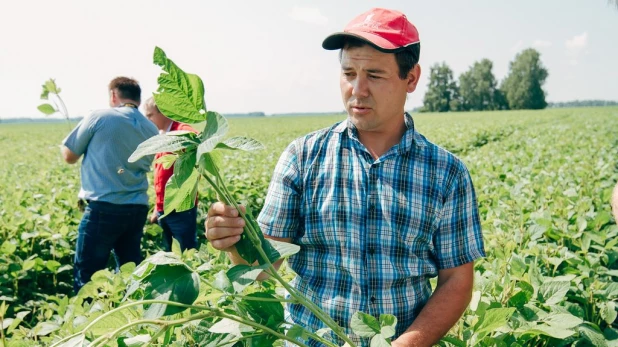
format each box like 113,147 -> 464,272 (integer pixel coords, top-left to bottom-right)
62,106 -> 159,205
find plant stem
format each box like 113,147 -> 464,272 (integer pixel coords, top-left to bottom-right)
145,325 -> 171,347
199,168 -> 357,347
224,293 -> 298,304
217,311 -> 312,347
90,313 -> 214,347
50,300 -> 214,347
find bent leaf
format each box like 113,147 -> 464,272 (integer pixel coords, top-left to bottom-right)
216,136 -> 265,152
153,46 -> 207,124
202,111 -> 229,140
351,312 -> 380,338
38,103 -> 56,115
129,134 -> 199,162
141,264 -> 200,318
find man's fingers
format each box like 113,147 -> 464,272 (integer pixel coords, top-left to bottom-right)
208,202 -> 246,217
210,235 -> 242,250
207,225 -> 244,240
206,215 -> 245,229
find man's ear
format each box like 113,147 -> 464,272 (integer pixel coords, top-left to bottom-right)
407,64 -> 421,93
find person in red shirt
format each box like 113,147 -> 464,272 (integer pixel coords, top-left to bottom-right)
144,97 -> 199,251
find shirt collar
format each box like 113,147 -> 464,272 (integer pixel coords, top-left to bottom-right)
333,112 -> 426,153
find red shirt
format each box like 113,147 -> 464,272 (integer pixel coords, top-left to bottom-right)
153,121 -> 199,212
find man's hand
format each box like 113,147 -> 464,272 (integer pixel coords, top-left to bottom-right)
149,211 -> 159,224
205,202 -> 246,252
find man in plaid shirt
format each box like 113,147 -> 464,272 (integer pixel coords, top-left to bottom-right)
206,8 -> 485,346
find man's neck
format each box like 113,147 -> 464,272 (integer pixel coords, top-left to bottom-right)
113,99 -> 139,108
357,118 -> 407,160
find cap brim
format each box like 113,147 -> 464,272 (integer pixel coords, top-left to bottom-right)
322,31 -> 413,53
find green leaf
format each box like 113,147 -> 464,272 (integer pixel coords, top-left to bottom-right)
128,134 -> 198,163
370,334 -> 391,347
202,111 -> 229,140
537,281 -> 570,305
34,321 -> 60,336
474,308 -> 516,337
543,313 -> 583,329
379,314 -> 397,339
56,334 -> 86,347
508,281 -> 534,308
198,152 -> 220,177
118,334 -> 151,347
213,270 -> 233,293
600,301 -> 617,325
45,260 -> 61,272
141,264 -> 199,318
440,336 -> 467,347
152,46 -> 207,124
90,311 -> 129,336
350,312 -> 381,338
241,292 -> 285,329
287,324 -> 311,341
196,134 -> 224,161
1,241 -> 16,255
171,238 -> 182,256
578,324 -> 608,347
155,154 -> 177,170
509,253 -> 527,278
216,137 -> 265,152
44,79 -> 60,94
227,264 -> 269,293
266,238 -> 300,259
37,103 -> 56,115
208,318 -> 252,338
163,167 -> 199,217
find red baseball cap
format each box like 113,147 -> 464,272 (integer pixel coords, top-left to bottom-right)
322,8 -> 420,52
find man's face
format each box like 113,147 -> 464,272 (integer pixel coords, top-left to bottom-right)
145,105 -> 168,131
340,45 -> 419,133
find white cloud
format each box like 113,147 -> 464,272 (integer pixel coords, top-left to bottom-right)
289,7 -> 328,26
510,40 -> 523,52
533,39 -> 552,48
565,32 -> 588,52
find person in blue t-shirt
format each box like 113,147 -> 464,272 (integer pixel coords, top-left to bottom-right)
61,77 -> 159,293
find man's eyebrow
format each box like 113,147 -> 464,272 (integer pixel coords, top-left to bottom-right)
366,68 -> 387,74
341,66 -> 388,74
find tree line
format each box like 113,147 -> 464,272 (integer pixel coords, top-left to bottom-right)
421,48 -> 549,112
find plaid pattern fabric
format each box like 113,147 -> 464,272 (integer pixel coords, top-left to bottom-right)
258,113 -> 485,345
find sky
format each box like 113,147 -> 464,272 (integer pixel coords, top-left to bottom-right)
1,0 -> 617,119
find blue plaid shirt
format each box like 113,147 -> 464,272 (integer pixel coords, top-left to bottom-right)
258,113 -> 485,345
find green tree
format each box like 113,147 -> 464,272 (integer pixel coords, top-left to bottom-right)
422,62 -> 461,112
501,48 -> 549,110
459,59 -> 508,111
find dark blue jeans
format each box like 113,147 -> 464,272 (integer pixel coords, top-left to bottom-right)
157,206 -> 198,252
73,201 -> 148,293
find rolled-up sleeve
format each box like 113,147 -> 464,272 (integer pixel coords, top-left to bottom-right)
62,114 -> 96,155
434,165 -> 486,269
258,141 -> 303,239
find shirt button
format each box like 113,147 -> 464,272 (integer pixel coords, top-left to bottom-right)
368,247 -> 375,255
370,296 -> 376,304
368,204 -> 375,212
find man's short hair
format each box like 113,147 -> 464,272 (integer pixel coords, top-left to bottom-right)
109,77 -> 141,102
340,37 -> 420,80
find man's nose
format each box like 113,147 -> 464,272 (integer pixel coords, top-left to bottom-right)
351,76 -> 369,98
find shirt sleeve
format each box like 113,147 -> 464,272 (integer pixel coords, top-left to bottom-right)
62,113 -> 97,156
434,164 -> 486,269
257,141 -> 303,239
